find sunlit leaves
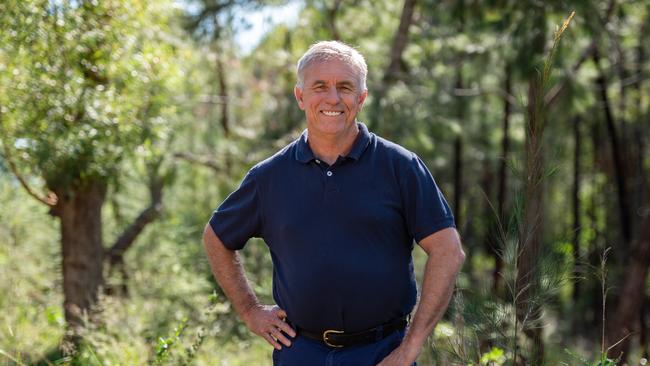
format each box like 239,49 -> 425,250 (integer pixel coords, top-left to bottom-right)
0,0 -> 187,190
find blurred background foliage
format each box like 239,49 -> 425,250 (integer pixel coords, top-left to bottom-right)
0,0 -> 649,365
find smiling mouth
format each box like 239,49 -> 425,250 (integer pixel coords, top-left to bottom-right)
321,110 -> 343,116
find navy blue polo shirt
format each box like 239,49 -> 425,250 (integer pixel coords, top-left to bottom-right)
209,122 -> 455,333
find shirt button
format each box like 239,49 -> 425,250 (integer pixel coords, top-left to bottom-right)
326,171 -> 333,177
315,159 -> 320,164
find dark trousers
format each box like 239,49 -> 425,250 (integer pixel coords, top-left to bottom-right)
272,329 -> 417,366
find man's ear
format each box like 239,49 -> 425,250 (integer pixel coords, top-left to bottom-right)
357,89 -> 368,110
294,86 -> 305,110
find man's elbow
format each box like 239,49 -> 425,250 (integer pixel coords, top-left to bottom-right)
454,244 -> 466,269
448,232 -> 466,269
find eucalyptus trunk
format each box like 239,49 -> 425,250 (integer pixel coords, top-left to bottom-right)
52,180 -> 107,331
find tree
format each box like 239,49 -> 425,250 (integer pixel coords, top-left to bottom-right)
0,0 -> 185,337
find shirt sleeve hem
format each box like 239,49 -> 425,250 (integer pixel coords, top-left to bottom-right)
413,218 -> 456,243
209,214 -> 245,251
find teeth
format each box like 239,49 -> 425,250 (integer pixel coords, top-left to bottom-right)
322,111 -> 342,116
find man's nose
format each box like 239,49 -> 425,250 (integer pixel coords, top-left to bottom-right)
324,87 -> 341,104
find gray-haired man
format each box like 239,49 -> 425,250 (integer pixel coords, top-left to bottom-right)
204,40 -> 465,366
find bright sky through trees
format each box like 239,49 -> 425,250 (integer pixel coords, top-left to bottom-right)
177,0 -> 302,54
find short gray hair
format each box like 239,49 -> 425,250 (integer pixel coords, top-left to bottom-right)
296,41 -> 368,91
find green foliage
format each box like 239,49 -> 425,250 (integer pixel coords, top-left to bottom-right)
0,0 -> 186,191
0,176 -> 61,364
564,348 -> 619,366
1,0 -> 649,365
155,318 -> 188,365
480,347 -> 507,366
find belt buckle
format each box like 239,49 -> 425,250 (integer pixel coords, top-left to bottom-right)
322,329 -> 345,348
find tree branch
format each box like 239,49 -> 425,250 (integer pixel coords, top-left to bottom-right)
173,151 -> 223,173
0,121 -> 57,206
384,0 -> 417,83
369,0 -> 417,130
326,0 -> 343,40
105,170 -> 164,266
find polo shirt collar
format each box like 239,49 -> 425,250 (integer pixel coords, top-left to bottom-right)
295,129 -> 315,163
295,122 -> 371,163
346,122 -> 371,161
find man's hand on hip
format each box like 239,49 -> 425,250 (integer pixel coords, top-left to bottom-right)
242,304 -> 296,350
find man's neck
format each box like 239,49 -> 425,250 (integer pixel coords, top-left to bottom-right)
307,123 -> 359,166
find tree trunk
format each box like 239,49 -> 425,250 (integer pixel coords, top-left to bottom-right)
492,61 -> 512,293
571,115 -> 582,334
607,15 -> 649,360
513,4 -> 547,361
384,0 -> 416,84
634,17 -> 648,358
453,136 -> 463,228
52,180 -> 107,332
607,214 -> 650,361
593,50 -> 632,250
452,62 -> 464,229
368,0 -> 417,130
642,296 -> 649,360
215,51 -> 230,138
452,1 -> 465,230
326,0 -> 343,40
587,117 -> 605,334
515,76 -> 545,366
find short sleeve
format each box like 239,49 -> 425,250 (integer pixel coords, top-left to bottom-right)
209,168 -> 263,250
400,153 -> 455,242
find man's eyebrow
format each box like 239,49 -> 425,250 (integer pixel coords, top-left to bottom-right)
337,80 -> 356,88
309,80 -> 356,88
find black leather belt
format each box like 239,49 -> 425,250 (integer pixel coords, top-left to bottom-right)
292,316 -> 409,348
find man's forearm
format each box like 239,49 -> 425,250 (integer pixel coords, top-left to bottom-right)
203,225 -> 296,349
203,224 -> 259,321
403,254 -> 462,351
402,229 -> 465,358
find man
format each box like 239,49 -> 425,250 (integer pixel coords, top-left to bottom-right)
203,41 -> 465,366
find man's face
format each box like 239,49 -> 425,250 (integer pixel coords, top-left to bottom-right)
294,59 -> 368,136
